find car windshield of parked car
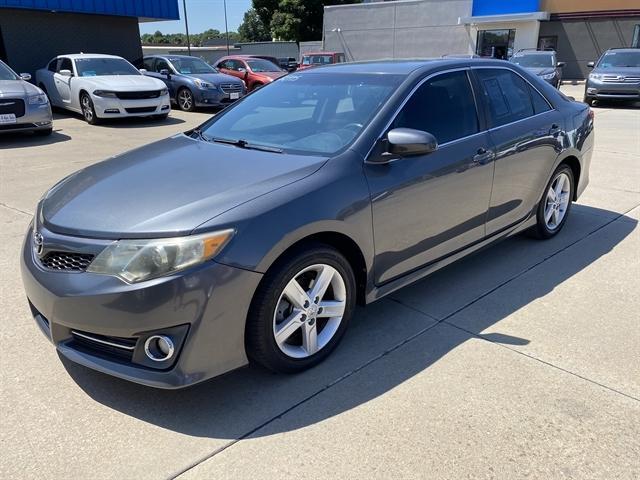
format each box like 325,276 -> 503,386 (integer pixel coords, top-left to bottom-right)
0,62 -> 18,80
170,57 -> 217,74
303,55 -> 334,66
75,58 -> 140,77
597,51 -> 640,68
246,59 -> 282,72
510,54 -> 554,68
200,73 -> 402,155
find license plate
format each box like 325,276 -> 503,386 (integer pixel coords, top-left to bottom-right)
230,92 -> 240,100
0,113 -> 16,124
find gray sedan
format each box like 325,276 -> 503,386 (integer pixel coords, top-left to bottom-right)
21,59 -> 593,388
0,60 -> 52,135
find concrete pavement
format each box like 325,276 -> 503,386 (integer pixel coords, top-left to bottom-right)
0,89 -> 638,479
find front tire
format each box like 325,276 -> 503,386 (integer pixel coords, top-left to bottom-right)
177,88 -> 195,111
80,92 -> 99,125
153,113 -> 169,120
529,165 -> 574,239
34,127 -> 53,136
246,245 -> 356,373
583,95 -> 594,107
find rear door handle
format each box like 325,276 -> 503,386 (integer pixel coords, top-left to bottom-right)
473,147 -> 494,165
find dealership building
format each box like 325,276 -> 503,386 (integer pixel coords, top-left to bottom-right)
0,0 -> 179,76
324,0 -> 640,79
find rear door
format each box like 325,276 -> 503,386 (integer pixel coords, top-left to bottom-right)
365,69 -> 496,284
472,67 -> 564,235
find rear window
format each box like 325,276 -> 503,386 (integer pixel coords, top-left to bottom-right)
476,69 -> 537,127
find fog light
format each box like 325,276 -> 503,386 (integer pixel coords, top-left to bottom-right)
161,105 -> 170,110
35,120 -> 51,126
587,88 -> 596,94
104,108 -> 120,114
144,335 -> 175,362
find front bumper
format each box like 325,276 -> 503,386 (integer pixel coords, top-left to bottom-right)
91,93 -> 171,118
193,88 -> 244,107
0,100 -> 52,134
585,79 -> 640,100
21,224 -> 263,389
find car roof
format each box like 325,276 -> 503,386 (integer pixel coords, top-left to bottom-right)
303,52 -> 340,55
57,53 -> 124,60
299,58 -> 509,75
604,47 -> 640,53
514,50 -> 555,56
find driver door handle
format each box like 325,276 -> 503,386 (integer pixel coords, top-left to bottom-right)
473,147 -> 494,165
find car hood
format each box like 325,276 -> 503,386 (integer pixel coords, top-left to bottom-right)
259,71 -> 287,81
41,135 -> 328,239
78,75 -> 166,91
592,66 -> 640,76
524,67 -> 556,76
0,79 -> 41,97
186,72 -> 243,85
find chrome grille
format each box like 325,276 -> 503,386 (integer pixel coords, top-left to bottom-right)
39,251 -> 94,272
602,75 -> 640,83
220,83 -> 242,93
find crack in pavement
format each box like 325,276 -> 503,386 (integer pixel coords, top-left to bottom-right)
0,202 -> 33,217
170,204 -> 639,479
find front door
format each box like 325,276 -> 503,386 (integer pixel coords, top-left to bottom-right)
365,70 -> 495,285
53,57 -> 73,104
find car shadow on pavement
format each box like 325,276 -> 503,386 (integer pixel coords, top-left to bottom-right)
0,130 -> 71,149
51,109 -> 187,128
62,205 -> 637,442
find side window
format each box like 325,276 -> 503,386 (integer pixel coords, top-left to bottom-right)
393,70 -> 479,144
155,59 -> 170,73
143,58 -> 155,70
476,69 -> 534,127
48,59 -> 58,72
529,85 -> 551,115
58,58 -> 73,73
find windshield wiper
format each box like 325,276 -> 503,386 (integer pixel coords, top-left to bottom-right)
211,137 -> 283,153
190,128 -> 210,142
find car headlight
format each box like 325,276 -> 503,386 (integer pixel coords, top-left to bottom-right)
194,79 -> 213,89
87,229 -> 234,283
93,90 -> 118,98
589,73 -> 603,80
160,88 -> 169,96
540,72 -> 556,80
28,94 -> 49,105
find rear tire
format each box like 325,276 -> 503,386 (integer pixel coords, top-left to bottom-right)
80,92 -> 99,125
528,165 -> 574,239
246,244 -> 356,374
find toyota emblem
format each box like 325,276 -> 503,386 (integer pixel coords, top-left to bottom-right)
33,230 -> 44,256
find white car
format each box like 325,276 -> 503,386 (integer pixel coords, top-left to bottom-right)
36,53 -> 171,124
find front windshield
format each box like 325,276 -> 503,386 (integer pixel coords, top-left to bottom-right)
303,55 -> 334,66
246,59 -> 282,72
510,54 -> 554,68
75,58 -> 140,77
171,57 -> 217,74
597,51 -> 640,68
0,62 -> 18,80
201,73 -> 402,155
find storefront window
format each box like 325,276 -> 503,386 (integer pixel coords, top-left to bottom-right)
476,29 -> 516,59
538,36 -> 558,51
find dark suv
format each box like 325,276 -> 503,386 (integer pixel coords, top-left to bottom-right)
510,49 -> 565,88
584,48 -> 640,106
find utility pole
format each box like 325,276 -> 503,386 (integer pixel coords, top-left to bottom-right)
183,0 -> 192,56
223,0 -> 230,55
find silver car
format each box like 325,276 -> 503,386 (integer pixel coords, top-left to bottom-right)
0,60 -> 53,135
584,48 -> 640,106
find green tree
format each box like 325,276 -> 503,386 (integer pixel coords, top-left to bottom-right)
238,8 -> 271,42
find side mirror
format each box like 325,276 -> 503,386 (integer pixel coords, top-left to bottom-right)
387,128 -> 438,156
238,67 -> 247,73
59,69 -> 72,77
160,69 -> 170,77
19,73 -> 32,81
139,68 -> 148,74
587,61 -> 595,68
557,61 -> 566,68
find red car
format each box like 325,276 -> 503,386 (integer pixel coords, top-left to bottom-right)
298,52 -> 346,70
215,56 -> 287,91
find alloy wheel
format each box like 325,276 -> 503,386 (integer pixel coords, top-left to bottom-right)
544,172 -> 571,230
178,90 -> 193,110
81,95 -> 93,122
273,264 -> 347,359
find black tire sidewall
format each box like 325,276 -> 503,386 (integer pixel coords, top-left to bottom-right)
246,245 -> 356,373
535,165 -> 575,238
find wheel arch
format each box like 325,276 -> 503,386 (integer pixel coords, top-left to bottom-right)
558,155 -> 581,201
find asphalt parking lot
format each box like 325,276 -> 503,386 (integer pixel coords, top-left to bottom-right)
1,84 -> 639,479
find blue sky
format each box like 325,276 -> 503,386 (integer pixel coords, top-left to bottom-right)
139,0 -> 252,35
